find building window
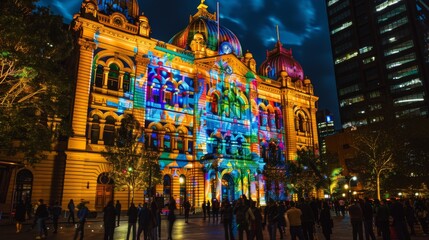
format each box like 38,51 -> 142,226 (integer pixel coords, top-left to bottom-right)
104,116 -> 116,146
163,175 -> 172,202
379,17 -> 408,34
123,72 -> 131,92
95,65 -> 103,88
108,64 -> 120,91
164,135 -> 171,152
211,95 -> 219,115
90,115 -> 100,144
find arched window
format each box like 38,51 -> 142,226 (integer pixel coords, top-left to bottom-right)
95,65 -> 104,88
163,175 -> 172,203
15,169 -> 33,205
123,72 -> 131,92
296,113 -> 306,132
90,115 -> 100,144
211,94 -> 219,115
108,63 -> 119,91
104,116 -> 116,146
275,110 -> 282,129
179,175 -> 186,203
177,135 -> 184,154
150,132 -> 158,150
235,101 -> 242,119
164,134 -> 171,152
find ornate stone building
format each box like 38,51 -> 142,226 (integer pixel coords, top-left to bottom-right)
1,0 -> 319,211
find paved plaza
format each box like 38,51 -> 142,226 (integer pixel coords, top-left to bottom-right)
0,212 -> 427,239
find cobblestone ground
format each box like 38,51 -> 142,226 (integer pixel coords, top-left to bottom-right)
0,212 -> 427,239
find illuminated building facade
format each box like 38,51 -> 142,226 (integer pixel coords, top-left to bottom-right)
326,0 -> 429,129
1,0 -> 319,212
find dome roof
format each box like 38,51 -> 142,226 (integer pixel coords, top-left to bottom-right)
168,2 -> 243,57
258,41 -> 304,81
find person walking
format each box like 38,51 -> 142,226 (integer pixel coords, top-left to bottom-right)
277,201 -> 287,239
363,198 -> 376,240
184,200 -> 191,223
212,198 -> 220,222
15,199 -> 26,233
35,199 -> 49,239
250,200 -> 264,240
319,201 -> 333,240
126,202 -> 138,240
51,201 -> 62,233
348,199 -> 364,240
222,200 -> 235,240
73,200 -> 89,240
264,198 -> 279,240
68,199 -> 75,224
167,197 -> 177,240
286,201 -> 304,240
115,200 -> 122,227
103,200 -> 116,240
137,202 -> 151,240
415,199 -> 428,235
235,197 -> 252,240
298,198 -> 315,240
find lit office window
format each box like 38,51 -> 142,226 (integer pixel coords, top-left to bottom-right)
328,0 -> 340,7
393,92 -> 425,106
377,3 -> 406,23
386,53 -> 416,69
339,95 -> 365,107
331,21 -> 353,35
379,17 -> 408,34
363,57 -> 376,64
338,84 -> 360,96
335,51 -> 358,64
384,40 -> 414,56
359,46 -> 373,54
390,78 -> 423,93
388,66 -> 419,80
376,0 -> 401,12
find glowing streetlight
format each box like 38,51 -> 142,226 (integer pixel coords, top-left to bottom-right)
179,176 -> 185,184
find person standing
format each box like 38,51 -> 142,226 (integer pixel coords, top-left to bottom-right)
415,199 -> 428,235
167,197 -> 177,240
126,202 -> 138,240
348,200 -> 364,240
103,200 -> 116,240
202,201 -> 207,220
286,201 -> 304,240
264,198 -> 279,240
35,199 -> 49,239
150,200 -> 160,240
68,199 -> 75,224
212,199 -> 220,222
363,198 -> 376,240
73,200 -> 89,240
15,199 -> 26,233
184,200 -> 191,223
298,198 -> 315,240
389,198 -> 409,240
375,199 -> 390,240
319,201 -> 333,240
222,200 -> 234,240
206,200 -> 211,221
115,200 -> 122,227
137,202 -> 151,240
250,200 -> 264,240
51,201 -> 62,233
404,200 -> 416,236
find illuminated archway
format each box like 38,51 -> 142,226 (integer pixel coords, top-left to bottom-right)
95,172 -> 114,210
221,173 -> 234,202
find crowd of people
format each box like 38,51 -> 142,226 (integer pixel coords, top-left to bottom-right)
10,194 -> 429,240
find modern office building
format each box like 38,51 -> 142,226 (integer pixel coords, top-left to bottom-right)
1,0 -> 320,212
316,109 -> 336,154
326,0 -> 429,129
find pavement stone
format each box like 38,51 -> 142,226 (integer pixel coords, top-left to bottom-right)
0,211 -> 427,239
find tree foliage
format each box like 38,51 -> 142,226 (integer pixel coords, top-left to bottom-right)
351,128 -> 396,200
102,114 -> 162,205
0,0 -> 73,163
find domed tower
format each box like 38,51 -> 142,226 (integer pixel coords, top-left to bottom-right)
168,0 -> 243,58
258,40 -> 304,81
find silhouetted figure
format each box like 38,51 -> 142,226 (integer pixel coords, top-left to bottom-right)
103,200 -> 116,240
51,201 -> 62,233
68,199 -> 75,224
115,200 -> 122,226
15,199 -> 26,233
184,200 -> 191,223
319,201 -> 333,240
222,200 -> 234,240
167,197 -> 177,240
126,202 -> 138,240
202,201 -> 207,220
137,202 -> 151,240
349,200 -> 364,240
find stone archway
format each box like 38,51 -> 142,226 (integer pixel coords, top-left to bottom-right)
95,173 -> 114,210
221,173 -> 235,202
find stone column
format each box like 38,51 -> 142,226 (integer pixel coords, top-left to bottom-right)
68,38 -> 97,150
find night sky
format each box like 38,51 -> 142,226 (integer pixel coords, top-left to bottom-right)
40,0 -> 340,129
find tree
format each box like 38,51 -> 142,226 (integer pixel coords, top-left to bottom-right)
102,114 -> 162,206
0,0 -> 73,163
351,128 -> 396,200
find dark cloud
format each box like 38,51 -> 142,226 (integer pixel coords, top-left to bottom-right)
39,0 -> 340,128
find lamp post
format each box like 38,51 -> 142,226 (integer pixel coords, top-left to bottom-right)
345,176 -> 357,201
